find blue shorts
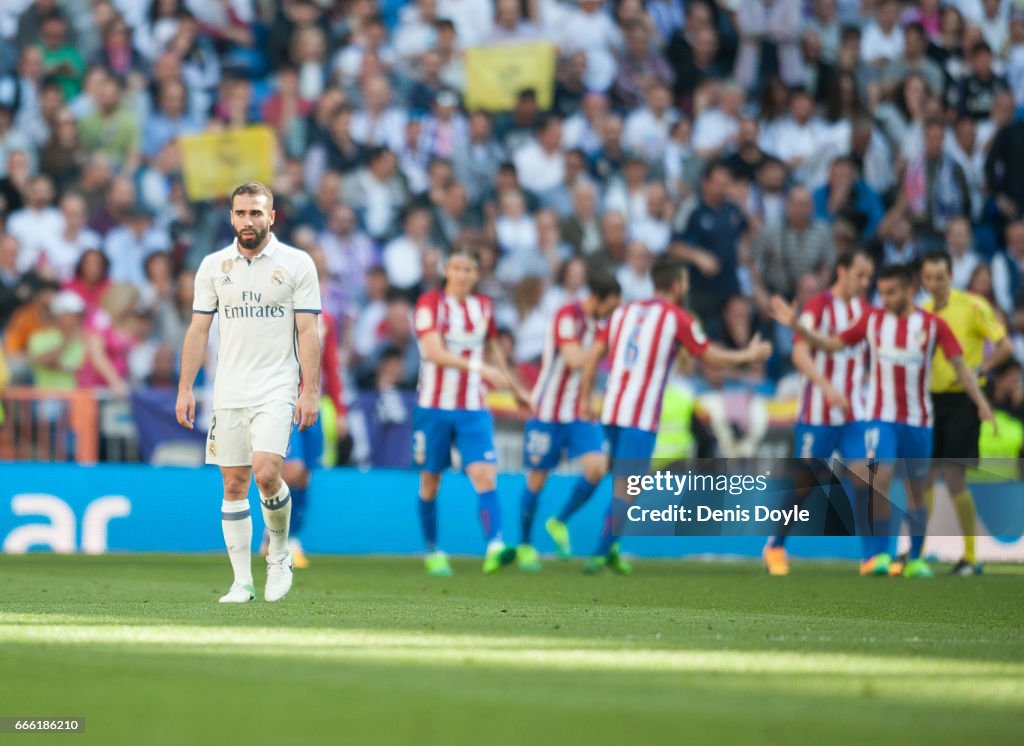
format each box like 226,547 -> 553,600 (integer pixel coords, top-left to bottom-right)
865,421 -> 933,480
523,419 -> 605,471
793,422 -> 869,460
605,424 -> 658,475
286,417 -> 323,470
412,407 -> 497,473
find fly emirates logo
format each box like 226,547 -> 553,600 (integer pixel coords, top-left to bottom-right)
222,290 -> 285,320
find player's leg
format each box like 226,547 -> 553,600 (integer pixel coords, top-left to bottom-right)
207,408 -> 256,603
859,422 -> 897,575
458,410 -> 515,573
587,426 -> 654,575
413,407 -> 454,576
547,422 -> 607,559
900,424 -> 938,579
250,402 -> 295,602
219,465 -> 256,603
934,393 -> 983,574
520,419 -> 560,570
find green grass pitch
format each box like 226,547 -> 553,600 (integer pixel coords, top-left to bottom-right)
0,554 -> 1021,745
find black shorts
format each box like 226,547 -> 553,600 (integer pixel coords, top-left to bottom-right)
931,392 -> 980,463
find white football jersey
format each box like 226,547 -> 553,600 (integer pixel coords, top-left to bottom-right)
193,233 -> 321,409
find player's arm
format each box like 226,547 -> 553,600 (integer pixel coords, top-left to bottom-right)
487,338 -> 532,411
175,311 -> 214,429
699,336 -> 772,368
577,338 -> 607,422
977,299 -> 1013,376
295,311 -> 322,431
84,330 -> 130,397
417,330 -> 505,385
769,295 -> 851,353
558,340 -> 586,370
981,337 -> 1013,377
792,339 -> 850,413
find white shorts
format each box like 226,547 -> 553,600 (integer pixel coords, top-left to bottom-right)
205,402 -> 294,467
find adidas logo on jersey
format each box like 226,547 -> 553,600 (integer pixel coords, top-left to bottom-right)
221,275 -> 233,285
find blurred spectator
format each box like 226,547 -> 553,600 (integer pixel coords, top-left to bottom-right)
105,205 -> 171,285
604,154 -> 650,222
155,266 -> 193,352
985,112 -> 1024,224
612,22 -> 674,111
630,182 -> 673,255
394,0 -> 439,63
870,213 -> 921,269
3,274 -> 61,382
860,0 -> 904,67
945,217 -> 981,290
487,0 -> 541,43
38,11 -> 85,100
78,72 -> 140,172
560,181 -> 602,256
319,203 -> 379,299
513,115 -> 565,204
382,205 -> 435,297
670,162 -> 748,340
295,171 -> 343,233
27,289 -> 85,388
992,221 -> 1024,315
0,233 -> 21,329
17,191 -> 100,281
900,118 -> 970,249
511,275 -> 548,364
623,83 -> 678,164
0,150 -> 32,219
719,294 -> 766,383
357,296 -> 419,388
585,209 -> 629,278
553,51 -> 588,118
752,186 -> 833,303
342,146 -> 408,242
7,175 -> 62,270
734,0 -> 803,91
77,281 -> 139,396
958,42 -> 1010,121
351,266 -> 391,360
142,79 -> 203,160
812,156 -> 883,239
722,116 -> 767,184
94,16 -> 144,79
429,180 -> 480,252
39,108 -> 85,192
806,0 -> 841,63
64,248 -> 111,315
453,109 -> 505,208
349,75 -> 405,151
616,240 -> 654,301
560,0 -> 622,92
667,3 -> 724,109
88,175 -> 136,237
692,82 -> 744,161
0,106 -> 34,181
882,22 -> 945,98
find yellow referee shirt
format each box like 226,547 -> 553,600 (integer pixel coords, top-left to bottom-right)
922,289 -> 1006,393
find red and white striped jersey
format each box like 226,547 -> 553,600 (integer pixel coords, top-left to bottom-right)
838,306 -> 962,427
599,299 -> 710,432
414,289 -> 498,411
532,301 -> 600,423
796,291 -> 867,426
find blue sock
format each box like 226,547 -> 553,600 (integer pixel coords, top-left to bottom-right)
594,497 -> 629,557
908,508 -> 928,560
767,534 -> 786,548
558,476 -> 600,523
418,497 -> 438,551
520,487 -> 540,544
289,486 -> 307,537
478,490 -> 502,543
869,515 -> 891,557
851,484 -> 874,560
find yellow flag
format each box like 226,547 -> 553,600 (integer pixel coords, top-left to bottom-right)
465,42 -> 557,112
180,126 -> 276,201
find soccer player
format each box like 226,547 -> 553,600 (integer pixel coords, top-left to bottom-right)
176,182 -> 322,603
918,251 -> 1011,575
519,275 -> 622,570
763,250 -> 875,576
413,247 -> 532,576
578,256 -> 772,574
772,264 -> 994,578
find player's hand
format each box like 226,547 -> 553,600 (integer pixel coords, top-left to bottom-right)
512,383 -> 533,414
579,396 -> 597,423
745,332 -> 773,362
823,383 -> 850,414
295,390 -> 320,431
175,388 -> 195,430
692,250 -> 720,277
768,295 -> 797,328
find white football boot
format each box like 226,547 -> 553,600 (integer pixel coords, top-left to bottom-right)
218,582 -> 256,603
265,553 -> 294,602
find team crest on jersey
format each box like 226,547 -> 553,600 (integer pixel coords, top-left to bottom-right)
221,259 -> 233,274
691,321 -> 707,345
271,269 -> 284,286
208,441 -> 216,457
914,329 -> 928,350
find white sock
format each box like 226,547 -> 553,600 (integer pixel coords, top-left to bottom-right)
221,499 -> 253,585
259,483 -> 291,561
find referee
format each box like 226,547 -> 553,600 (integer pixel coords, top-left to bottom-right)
919,250 -> 1012,575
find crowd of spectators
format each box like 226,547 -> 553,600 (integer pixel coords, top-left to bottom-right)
2,0 -> 1024,414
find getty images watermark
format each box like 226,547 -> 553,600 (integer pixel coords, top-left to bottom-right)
612,458 -> 1024,538
625,470 -> 810,527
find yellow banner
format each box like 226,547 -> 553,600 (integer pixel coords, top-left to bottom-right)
180,126 -> 276,202
465,42 -> 556,112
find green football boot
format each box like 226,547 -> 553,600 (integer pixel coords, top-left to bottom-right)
545,517 -> 572,559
